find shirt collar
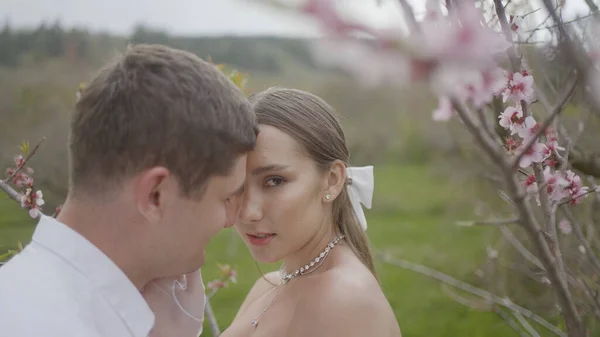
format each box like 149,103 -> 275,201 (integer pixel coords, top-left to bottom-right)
31,214 -> 155,337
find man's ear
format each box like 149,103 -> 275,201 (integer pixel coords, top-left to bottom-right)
134,167 -> 172,223
322,159 -> 346,203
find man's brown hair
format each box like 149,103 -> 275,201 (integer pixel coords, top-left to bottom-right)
69,44 -> 256,198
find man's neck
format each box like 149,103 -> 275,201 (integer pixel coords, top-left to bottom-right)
56,197 -> 152,290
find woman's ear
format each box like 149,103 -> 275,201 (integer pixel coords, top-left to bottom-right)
323,159 -> 346,203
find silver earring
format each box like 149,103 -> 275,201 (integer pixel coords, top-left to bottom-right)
325,194 -> 332,200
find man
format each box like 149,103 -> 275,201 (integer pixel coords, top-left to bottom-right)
0,44 -> 257,337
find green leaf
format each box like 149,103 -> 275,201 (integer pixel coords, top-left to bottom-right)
19,141 -> 29,155
0,251 -> 12,261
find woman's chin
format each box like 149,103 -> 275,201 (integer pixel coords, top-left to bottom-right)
248,250 -> 281,265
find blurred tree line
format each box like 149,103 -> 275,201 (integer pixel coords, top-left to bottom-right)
0,21 -> 317,73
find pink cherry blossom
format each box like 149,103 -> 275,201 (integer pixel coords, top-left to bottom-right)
504,137 -> 522,153
424,0 -> 443,21
415,1 -> 510,66
558,219 -> 572,234
545,127 -> 565,155
570,187 -> 590,205
509,15 -> 522,33
502,71 -> 535,103
432,96 -> 454,121
20,188 -> 45,218
563,170 -> 590,205
543,167 -> 571,202
228,270 -> 237,284
14,155 -> 25,168
207,280 -> 227,291
517,116 -> 540,140
302,0 -> 372,37
523,174 -> 537,194
498,106 -> 524,132
519,142 -> 548,168
452,67 -> 506,108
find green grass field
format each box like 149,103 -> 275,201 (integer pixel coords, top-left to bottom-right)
0,164 -> 518,337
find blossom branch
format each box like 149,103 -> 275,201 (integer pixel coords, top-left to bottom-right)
3,138 -> 45,184
0,180 -> 23,204
503,161 -> 585,337
512,73 -> 579,171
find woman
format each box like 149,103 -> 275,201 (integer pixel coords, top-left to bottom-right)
221,87 -> 402,337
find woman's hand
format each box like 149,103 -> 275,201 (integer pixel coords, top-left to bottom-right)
142,269 -> 206,337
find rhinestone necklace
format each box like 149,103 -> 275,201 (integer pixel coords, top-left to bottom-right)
250,235 -> 345,328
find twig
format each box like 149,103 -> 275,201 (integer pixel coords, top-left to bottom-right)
493,0 -> 521,72
561,207 -> 600,274
476,107 -> 503,147
0,180 -> 23,205
395,0 -> 420,34
580,277 -> 600,319
494,306 -> 533,337
514,310 -> 542,337
500,226 -> 546,270
441,284 -> 492,311
497,259 -> 549,285
376,251 -> 566,337
532,160 -> 567,290
452,101 -> 506,166
204,296 -> 221,337
523,11 -> 589,35
558,187 -> 598,206
456,218 -> 519,227
3,138 -> 46,184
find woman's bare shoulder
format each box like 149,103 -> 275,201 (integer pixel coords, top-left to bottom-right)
233,271 -> 280,319
290,266 -> 402,337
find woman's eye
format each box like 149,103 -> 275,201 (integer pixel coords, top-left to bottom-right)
265,177 -> 285,187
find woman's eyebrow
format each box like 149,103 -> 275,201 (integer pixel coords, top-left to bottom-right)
251,164 -> 289,176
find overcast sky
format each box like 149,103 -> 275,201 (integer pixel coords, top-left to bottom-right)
0,0 -> 594,37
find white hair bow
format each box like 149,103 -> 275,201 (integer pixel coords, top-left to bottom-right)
346,166 -> 374,231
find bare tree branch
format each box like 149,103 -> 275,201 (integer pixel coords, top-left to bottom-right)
456,218 -> 520,227
514,310 -> 542,337
561,207 -> 600,274
500,226 -> 546,270
453,101 -> 507,167
0,181 -> 23,205
204,297 -> 221,336
396,0 -> 421,34
494,0 -> 521,71
377,251 -> 566,337
494,306 -> 534,337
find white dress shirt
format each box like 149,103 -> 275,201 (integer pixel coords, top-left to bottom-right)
0,214 -> 155,337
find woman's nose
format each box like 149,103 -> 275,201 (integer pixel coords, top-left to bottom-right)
238,190 -> 263,224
